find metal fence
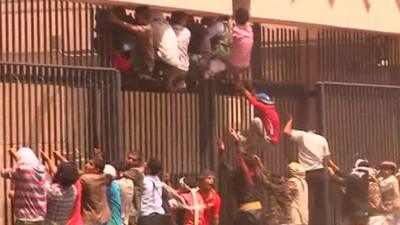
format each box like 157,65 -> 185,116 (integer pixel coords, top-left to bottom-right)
317,29 -> 400,85
0,0 -> 108,67
1,1 -> 400,225
319,81 -> 400,225
319,81 -> 400,170
0,62 -> 121,224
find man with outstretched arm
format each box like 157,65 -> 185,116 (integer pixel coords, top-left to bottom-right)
234,81 -> 280,154
283,115 -> 331,225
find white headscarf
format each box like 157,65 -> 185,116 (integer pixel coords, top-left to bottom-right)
16,147 -> 40,168
289,162 -> 306,179
104,164 -> 117,178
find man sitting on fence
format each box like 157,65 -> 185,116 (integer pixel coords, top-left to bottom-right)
205,8 -> 254,80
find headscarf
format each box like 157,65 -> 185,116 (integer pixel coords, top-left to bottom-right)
380,161 -> 397,174
16,147 -> 40,168
288,162 -> 306,179
104,164 -> 117,179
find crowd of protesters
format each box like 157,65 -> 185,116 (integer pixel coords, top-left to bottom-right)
2,78 -> 400,225
2,5 -> 400,225
95,6 -> 254,91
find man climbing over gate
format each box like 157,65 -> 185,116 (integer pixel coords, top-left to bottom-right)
231,81 -> 281,154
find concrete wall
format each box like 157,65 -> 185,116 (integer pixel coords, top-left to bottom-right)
236,0 -> 400,34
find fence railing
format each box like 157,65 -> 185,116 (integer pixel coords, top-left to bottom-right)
0,62 -> 122,224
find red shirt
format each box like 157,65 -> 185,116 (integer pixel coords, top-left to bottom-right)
200,189 -> 221,225
114,53 -> 132,72
180,190 -> 206,225
246,94 -> 281,144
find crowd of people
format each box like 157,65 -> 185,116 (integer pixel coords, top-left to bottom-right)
2,5 -> 400,225
95,6 -> 254,91
2,76 -> 400,225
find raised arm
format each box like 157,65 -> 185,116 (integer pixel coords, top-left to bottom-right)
109,12 -> 149,33
40,151 -> 58,176
283,116 -> 294,136
8,148 -> 17,162
217,139 -> 233,175
53,151 -> 68,163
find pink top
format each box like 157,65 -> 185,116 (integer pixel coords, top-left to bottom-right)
2,166 -> 49,221
227,24 -> 254,69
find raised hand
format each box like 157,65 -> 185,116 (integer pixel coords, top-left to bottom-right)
217,139 -> 225,151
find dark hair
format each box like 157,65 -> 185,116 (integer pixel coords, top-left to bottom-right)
111,160 -> 126,172
358,160 -> 370,168
128,151 -> 142,162
171,11 -> 187,25
199,169 -> 215,180
54,162 -> 79,187
135,6 -> 151,20
147,158 -> 163,175
183,177 -> 198,188
235,8 -> 250,25
93,158 -> 106,172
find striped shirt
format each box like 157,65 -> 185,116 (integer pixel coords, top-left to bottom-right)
2,166 -> 49,221
45,183 -> 77,224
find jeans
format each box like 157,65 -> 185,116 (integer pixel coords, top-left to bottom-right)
15,221 -> 44,225
234,209 -> 263,225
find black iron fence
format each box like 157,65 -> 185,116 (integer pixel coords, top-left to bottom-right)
0,62 -> 121,224
1,1 -> 400,225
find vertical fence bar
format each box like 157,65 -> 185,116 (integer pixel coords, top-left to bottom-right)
11,0 -> 16,62
5,0 -> 9,61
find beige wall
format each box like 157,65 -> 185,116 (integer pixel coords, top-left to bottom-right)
244,0 -> 400,34
72,0 -> 233,15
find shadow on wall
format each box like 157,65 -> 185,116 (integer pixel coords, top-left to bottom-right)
328,0 -> 371,12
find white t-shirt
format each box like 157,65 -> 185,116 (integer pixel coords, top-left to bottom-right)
140,175 -> 165,216
290,129 -> 330,171
151,11 -> 180,68
172,24 -> 191,71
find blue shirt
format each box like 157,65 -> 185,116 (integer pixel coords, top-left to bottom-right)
107,181 -> 122,225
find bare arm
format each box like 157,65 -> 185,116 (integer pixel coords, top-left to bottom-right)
53,151 -> 68,163
8,148 -> 17,161
283,116 -> 294,136
109,13 -> 149,33
40,151 -> 58,176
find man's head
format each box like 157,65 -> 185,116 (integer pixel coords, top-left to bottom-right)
256,92 -> 274,105
135,6 -> 151,25
171,11 -> 188,26
380,161 -> 397,178
111,160 -> 126,178
84,158 -> 105,174
145,158 -> 163,176
199,169 -> 216,190
161,172 -> 171,184
234,8 -> 250,25
126,151 -> 142,169
179,177 -> 198,192
54,162 -> 79,187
